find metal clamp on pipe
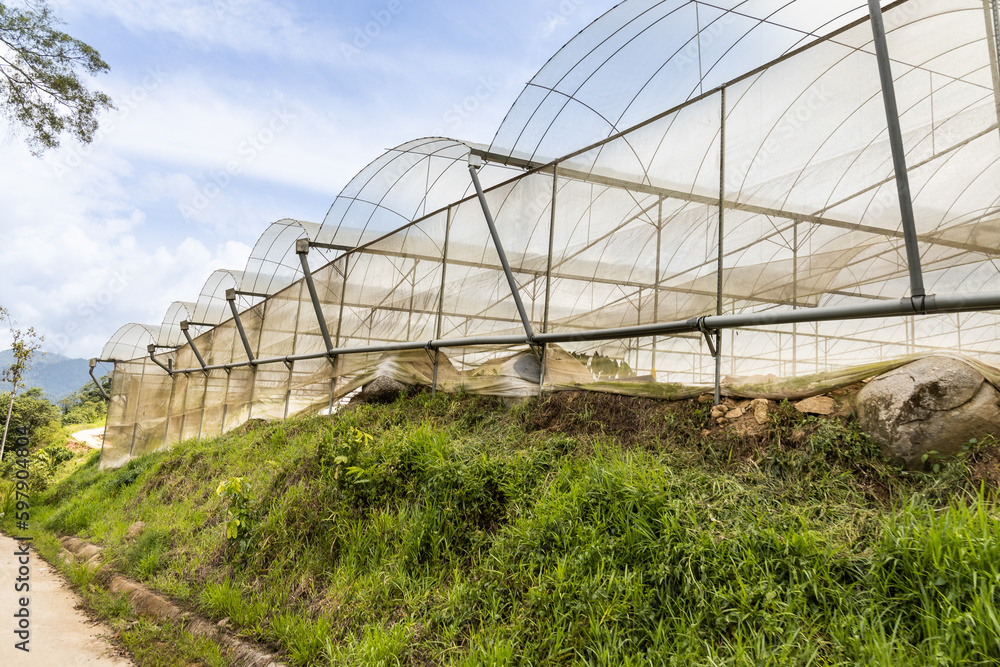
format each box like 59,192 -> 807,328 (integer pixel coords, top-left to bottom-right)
912,294 -> 935,315
696,317 -> 718,358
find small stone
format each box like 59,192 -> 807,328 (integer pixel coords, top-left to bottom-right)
727,407 -> 745,420
710,405 -> 729,419
698,394 -> 714,404
794,396 -> 837,416
750,398 -> 769,425
126,521 -> 147,540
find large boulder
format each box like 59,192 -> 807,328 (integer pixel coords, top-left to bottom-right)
857,356 -> 1000,469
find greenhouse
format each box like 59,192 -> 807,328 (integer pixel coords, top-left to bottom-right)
97,0 -> 1000,468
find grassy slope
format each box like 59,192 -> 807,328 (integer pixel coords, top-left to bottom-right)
4,392 -> 1000,666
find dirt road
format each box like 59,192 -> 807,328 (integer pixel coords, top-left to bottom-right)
0,533 -> 133,666
71,427 -> 105,450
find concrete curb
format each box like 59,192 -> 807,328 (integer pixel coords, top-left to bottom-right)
58,536 -> 287,667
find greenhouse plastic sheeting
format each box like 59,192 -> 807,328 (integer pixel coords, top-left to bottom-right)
100,0 -> 1000,468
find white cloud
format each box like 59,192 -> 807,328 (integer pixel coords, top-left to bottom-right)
0,142 -> 253,359
62,0 -> 342,65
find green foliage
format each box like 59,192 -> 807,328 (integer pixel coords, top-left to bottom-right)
216,476 -> 254,550
5,393 -> 1000,666
59,375 -> 109,426
0,1 -> 114,154
0,386 -> 59,450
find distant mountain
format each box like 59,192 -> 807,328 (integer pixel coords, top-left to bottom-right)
0,350 -> 93,403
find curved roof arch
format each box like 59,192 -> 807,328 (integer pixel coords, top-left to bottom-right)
158,302 -> 197,348
489,0 -> 885,164
192,269 -> 244,326
240,218 -> 328,298
102,323 -> 160,362
320,138 -> 520,246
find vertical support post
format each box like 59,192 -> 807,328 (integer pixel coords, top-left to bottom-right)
540,165 -> 558,394
128,360 -> 146,457
653,199 -> 662,381
180,321 -> 208,372
715,87 -> 726,406
433,207 -> 453,395
868,0 -> 926,298
335,255 -> 349,348
983,0 -> 1000,133
227,289 -> 256,362
469,157 -> 535,341
992,0 -> 1000,76
296,238 -> 335,352
792,220 -> 798,377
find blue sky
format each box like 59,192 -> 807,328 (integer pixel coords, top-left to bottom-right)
0,0 -> 614,358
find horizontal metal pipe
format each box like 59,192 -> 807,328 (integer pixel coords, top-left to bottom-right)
162,291 -> 1000,375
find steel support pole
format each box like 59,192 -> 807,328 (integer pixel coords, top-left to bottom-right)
468,158 -> 535,340
180,322 -> 208,372
89,358 -> 110,400
653,199 -> 662,381
226,288 -> 256,362
147,345 -> 173,375
993,0 -> 1000,69
868,0 -> 926,298
433,207 -> 453,395
296,238 -> 335,352
715,87 -> 726,405
540,165 -> 558,394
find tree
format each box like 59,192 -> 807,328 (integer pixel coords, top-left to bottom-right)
0,387 -> 58,443
0,306 -> 43,459
58,375 -> 109,426
0,0 -> 113,154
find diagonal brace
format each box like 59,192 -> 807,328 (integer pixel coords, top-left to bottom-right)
469,157 -> 536,341
147,345 -> 174,376
296,238 -> 336,353
180,321 -> 208,373
867,0 -> 926,298
89,358 -> 110,399
226,288 -> 256,362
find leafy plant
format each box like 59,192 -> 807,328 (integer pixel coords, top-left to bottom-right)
216,476 -> 253,551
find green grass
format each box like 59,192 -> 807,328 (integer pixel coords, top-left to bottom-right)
3,391 -> 999,666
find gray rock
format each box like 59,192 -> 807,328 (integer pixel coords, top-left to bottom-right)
358,375 -> 411,403
857,357 -> 1000,469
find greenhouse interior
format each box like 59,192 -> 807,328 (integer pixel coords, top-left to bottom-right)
97,0 -> 1000,468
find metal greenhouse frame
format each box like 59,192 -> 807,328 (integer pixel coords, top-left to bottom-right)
97,0 -> 1000,468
